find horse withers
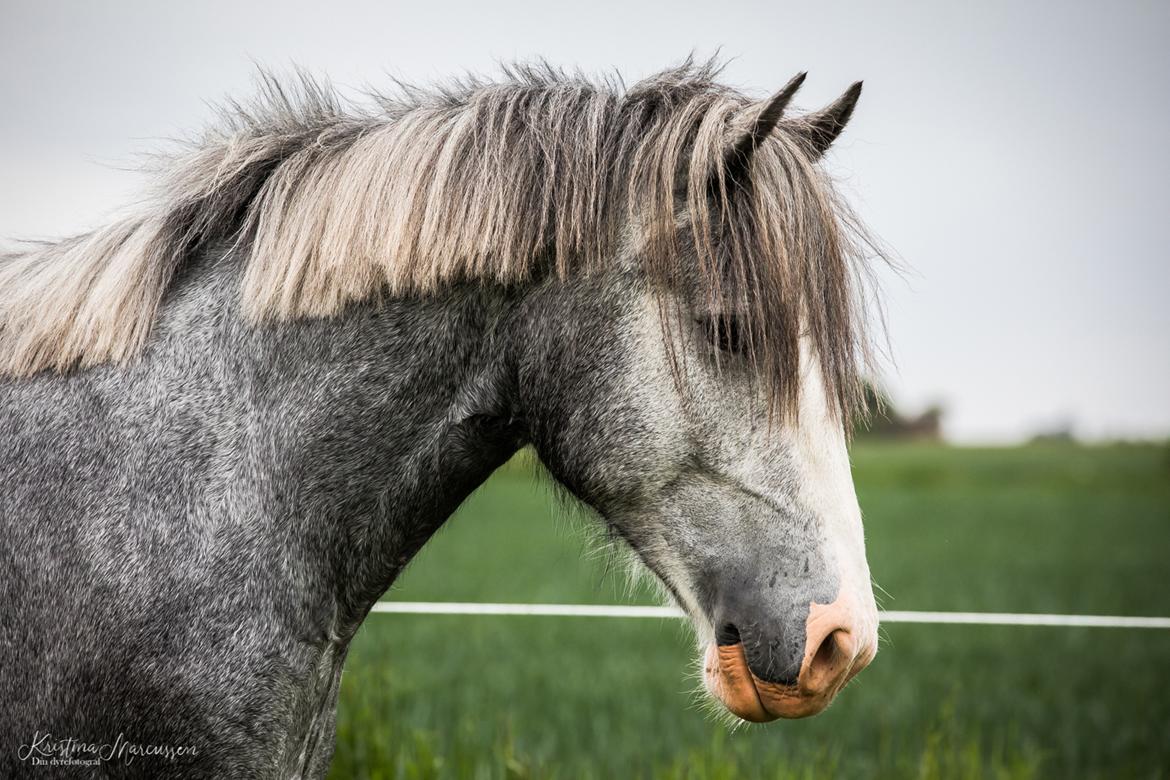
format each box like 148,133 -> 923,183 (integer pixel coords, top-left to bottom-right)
0,61 -> 882,776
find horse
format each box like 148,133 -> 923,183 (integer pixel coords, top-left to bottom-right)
0,60 -> 883,777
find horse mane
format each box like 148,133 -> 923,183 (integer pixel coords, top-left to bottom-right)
0,58 -> 880,419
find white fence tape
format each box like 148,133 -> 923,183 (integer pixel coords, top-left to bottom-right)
371,601 -> 1170,628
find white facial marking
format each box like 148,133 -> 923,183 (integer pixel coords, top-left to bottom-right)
793,336 -> 880,649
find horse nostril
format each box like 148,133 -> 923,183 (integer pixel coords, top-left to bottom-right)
812,631 -> 838,671
715,622 -> 741,646
804,628 -> 850,691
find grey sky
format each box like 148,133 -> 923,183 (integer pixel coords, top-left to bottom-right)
2,0 -> 1167,441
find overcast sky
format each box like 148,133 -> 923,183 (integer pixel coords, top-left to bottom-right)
1,0 -> 1167,442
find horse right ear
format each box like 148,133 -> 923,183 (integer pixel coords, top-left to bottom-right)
785,81 -> 864,159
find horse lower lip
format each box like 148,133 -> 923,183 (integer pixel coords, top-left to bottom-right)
703,643 -> 831,722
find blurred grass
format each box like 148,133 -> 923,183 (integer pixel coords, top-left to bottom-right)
330,443 -> 1170,779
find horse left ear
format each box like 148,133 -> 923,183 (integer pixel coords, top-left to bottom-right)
787,81 -> 864,159
723,72 -> 807,187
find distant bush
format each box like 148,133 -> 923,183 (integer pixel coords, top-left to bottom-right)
853,380 -> 943,441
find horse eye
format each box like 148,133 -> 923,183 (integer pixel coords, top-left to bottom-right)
701,314 -> 744,353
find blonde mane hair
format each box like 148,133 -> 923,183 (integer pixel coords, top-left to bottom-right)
0,59 -> 879,419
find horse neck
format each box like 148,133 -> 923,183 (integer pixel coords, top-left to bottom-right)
158,247 -> 530,628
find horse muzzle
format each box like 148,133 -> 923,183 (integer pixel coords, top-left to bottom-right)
702,592 -> 877,721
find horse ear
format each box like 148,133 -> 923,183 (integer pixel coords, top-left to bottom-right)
788,81 -> 863,159
722,72 -> 807,187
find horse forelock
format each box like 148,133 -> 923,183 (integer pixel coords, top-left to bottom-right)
0,57 -> 881,420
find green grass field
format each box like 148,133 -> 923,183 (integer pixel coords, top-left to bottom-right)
329,444 -> 1170,779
